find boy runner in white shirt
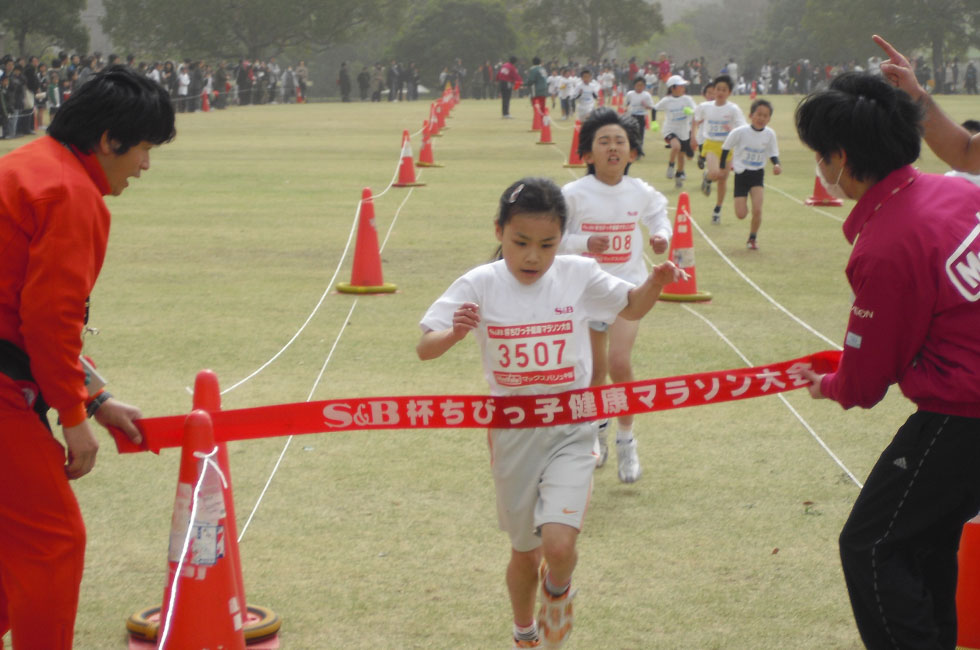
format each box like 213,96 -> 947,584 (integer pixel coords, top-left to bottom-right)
653,74 -> 698,188
719,98 -> 782,249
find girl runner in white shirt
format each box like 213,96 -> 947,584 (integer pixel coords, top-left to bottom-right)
419,177 -> 682,649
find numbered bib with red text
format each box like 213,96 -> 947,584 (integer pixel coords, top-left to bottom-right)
488,320 -> 577,388
582,221 -> 635,264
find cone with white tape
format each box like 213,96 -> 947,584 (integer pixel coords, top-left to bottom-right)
659,192 -> 712,302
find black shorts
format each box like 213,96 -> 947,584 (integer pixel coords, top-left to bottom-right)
664,134 -> 694,158
733,168 -> 765,197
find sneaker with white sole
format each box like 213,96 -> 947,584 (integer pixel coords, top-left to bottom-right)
711,206 -> 721,224
666,164 -> 675,179
617,438 -> 642,483
538,572 -> 576,649
595,420 -> 609,468
746,238 -> 758,250
701,172 -> 712,197
513,636 -> 542,648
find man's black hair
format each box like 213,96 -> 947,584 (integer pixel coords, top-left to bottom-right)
48,65 -> 176,154
578,107 -> 644,175
795,72 -> 922,184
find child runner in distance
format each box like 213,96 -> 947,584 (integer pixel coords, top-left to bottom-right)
572,69 -> 600,122
653,74 -> 698,188
719,98 -> 781,249
693,81 -> 716,170
624,76 -> 655,147
418,178 -> 684,649
692,74 -> 746,223
559,108 -> 673,482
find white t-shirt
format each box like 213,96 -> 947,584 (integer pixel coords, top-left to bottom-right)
574,80 -> 600,115
547,74 -> 561,96
653,94 -> 697,139
420,256 -> 631,396
722,124 -> 779,173
560,174 -> 671,285
599,71 -> 615,92
558,76 -> 576,99
696,100 -> 746,142
624,90 -> 654,117
945,169 -> 980,187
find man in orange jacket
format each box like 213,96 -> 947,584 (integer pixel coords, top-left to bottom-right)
0,65 -> 175,649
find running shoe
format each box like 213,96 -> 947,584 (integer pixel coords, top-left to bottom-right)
666,163 -> 675,179
617,438 -> 642,483
747,238 -> 758,250
712,207 -> 721,224
701,172 -> 711,197
595,420 -> 609,468
538,570 -> 576,649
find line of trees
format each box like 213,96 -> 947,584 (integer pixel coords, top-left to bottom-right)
2,0 -> 977,95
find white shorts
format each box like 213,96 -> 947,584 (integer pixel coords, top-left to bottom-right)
488,422 -> 596,552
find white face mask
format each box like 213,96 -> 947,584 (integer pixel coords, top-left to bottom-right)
815,160 -> 848,200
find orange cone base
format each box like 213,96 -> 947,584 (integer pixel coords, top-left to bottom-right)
957,521 -> 980,648
659,291 -> 713,303
805,197 -> 844,206
393,181 -> 425,187
126,604 -> 281,647
563,162 -> 587,168
336,282 -> 398,294
417,162 -> 444,168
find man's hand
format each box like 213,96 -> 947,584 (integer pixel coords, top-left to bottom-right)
873,34 -> 925,100
800,368 -> 826,399
63,420 -> 99,479
94,397 -> 143,445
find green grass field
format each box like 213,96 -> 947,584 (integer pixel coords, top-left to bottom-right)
2,91 -> 977,649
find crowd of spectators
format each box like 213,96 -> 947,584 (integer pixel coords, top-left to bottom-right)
1,51 -> 313,140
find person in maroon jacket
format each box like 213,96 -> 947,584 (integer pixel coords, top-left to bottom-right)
0,65 -> 174,649
796,72 -> 980,649
496,56 -> 522,119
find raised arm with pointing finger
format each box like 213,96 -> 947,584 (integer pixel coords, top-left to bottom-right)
874,34 -> 980,173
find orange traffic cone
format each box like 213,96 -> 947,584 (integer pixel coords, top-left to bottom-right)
201,90 -> 210,112
125,372 -> 282,649
337,188 -> 397,294
659,192 -> 712,302
417,120 -> 443,168
429,104 -> 442,137
436,100 -> 448,131
958,515 -> 980,649
530,105 -> 543,131
536,108 -> 555,145
156,409 -> 246,650
805,175 -> 843,206
599,88 -> 605,106
392,130 -> 425,188
750,81 -> 757,99
564,120 -> 586,168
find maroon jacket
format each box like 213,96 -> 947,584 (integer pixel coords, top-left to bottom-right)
821,165 -> 980,417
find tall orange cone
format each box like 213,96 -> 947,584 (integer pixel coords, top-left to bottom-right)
958,515 -> 980,648
125,372 -> 282,649
750,81 -> 757,99
536,108 -> 555,145
156,409 -> 246,650
436,100 -> 448,131
417,120 -> 443,168
805,175 -> 843,206
392,130 -> 425,188
530,102 -> 543,131
429,103 -> 442,137
201,90 -> 210,112
337,188 -> 397,294
564,120 -> 586,168
659,192 -> 712,302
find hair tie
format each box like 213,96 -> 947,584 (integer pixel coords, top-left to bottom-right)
508,183 -> 525,204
